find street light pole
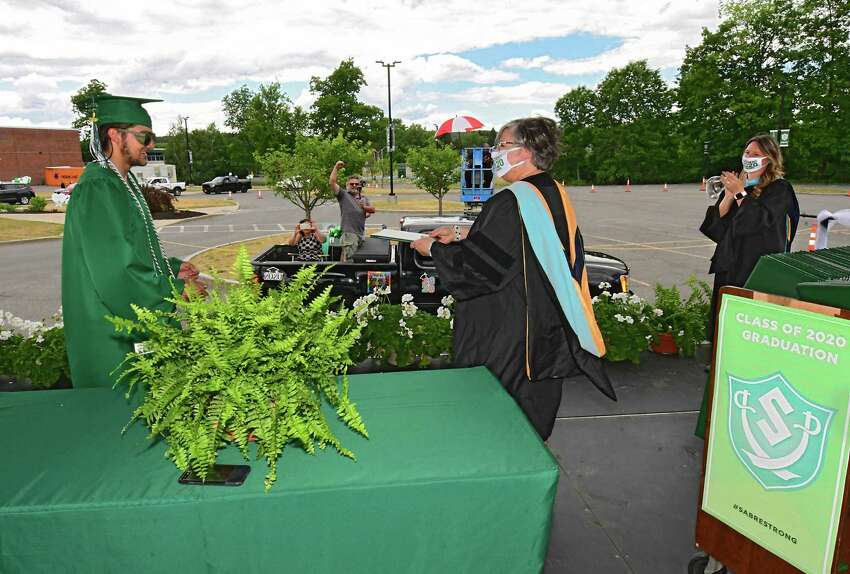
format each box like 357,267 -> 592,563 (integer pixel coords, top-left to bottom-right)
376,60 -> 400,197
183,116 -> 193,184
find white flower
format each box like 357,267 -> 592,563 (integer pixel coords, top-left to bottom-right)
35,334 -> 44,343
377,315 -> 383,320
437,306 -> 451,320
0,330 -> 12,341
653,308 -> 664,317
597,281 -> 611,289
441,294 -> 454,307
450,318 -> 454,329
600,291 -> 611,298
628,295 -> 642,304
401,294 -> 414,303
591,296 -> 599,304
645,335 -> 653,340
611,292 -> 629,301
614,314 -> 626,322
399,319 -> 406,327
624,316 -> 634,324
678,330 -> 685,336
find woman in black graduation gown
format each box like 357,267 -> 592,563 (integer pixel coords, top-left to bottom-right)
700,133 -> 800,347
411,118 -> 615,441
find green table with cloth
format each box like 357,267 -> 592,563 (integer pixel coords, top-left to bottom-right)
0,367 -> 559,574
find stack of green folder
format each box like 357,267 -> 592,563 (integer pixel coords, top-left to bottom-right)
745,246 -> 850,309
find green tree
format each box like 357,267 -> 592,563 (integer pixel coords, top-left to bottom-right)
554,86 -> 596,183
407,144 -> 459,215
309,59 -> 385,147
165,120 -> 252,184
70,79 -> 108,161
255,132 -> 370,218
592,60 -> 677,183
222,82 -> 308,162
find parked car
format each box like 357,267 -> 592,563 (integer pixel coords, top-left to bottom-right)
252,215 -> 630,310
0,182 -> 36,205
202,175 -> 251,194
145,177 -> 185,196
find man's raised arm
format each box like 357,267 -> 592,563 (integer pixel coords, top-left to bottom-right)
329,160 -> 344,196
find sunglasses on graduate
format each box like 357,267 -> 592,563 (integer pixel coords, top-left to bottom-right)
120,129 -> 156,146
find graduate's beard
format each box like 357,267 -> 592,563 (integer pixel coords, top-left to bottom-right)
121,136 -> 148,167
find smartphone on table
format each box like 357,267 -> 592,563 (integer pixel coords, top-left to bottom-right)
178,464 -> 251,486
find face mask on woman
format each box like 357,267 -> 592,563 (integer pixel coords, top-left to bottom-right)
491,147 -> 525,178
742,155 -> 768,173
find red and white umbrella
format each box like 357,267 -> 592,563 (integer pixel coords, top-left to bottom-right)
434,115 -> 484,138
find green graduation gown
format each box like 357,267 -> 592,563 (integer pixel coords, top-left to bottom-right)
61,162 -> 184,388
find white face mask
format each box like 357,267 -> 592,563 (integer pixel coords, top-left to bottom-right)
742,155 -> 768,173
491,147 -> 525,178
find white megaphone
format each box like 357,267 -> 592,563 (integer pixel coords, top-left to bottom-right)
705,175 -> 725,201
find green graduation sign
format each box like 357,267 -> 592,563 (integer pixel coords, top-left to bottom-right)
703,294 -> 850,574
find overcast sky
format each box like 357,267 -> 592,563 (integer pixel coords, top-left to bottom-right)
0,0 -> 719,134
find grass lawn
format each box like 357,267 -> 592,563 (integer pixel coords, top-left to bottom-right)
0,219 -> 64,241
189,233 -> 291,280
173,197 -> 237,210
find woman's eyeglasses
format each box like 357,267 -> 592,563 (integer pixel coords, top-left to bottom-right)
121,129 -> 156,146
490,140 -> 521,152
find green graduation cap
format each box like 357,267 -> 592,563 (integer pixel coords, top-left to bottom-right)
91,94 -> 162,128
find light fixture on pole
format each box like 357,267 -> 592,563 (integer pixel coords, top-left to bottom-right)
183,116 -> 193,184
376,60 -> 400,197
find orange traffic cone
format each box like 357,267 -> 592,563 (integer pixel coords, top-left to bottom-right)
700,177 -> 706,192
591,183 -> 597,193
808,224 -> 817,251
662,183 -> 670,192
624,179 -> 632,192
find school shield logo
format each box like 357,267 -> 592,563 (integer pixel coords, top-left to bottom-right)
728,373 -> 834,490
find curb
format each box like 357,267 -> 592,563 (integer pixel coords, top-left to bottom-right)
184,233 -> 289,264
0,234 -> 63,245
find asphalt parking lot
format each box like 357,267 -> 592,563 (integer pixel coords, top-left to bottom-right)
3,182 -> 849,321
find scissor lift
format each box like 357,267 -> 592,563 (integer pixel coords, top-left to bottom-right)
459,147 -> 494,217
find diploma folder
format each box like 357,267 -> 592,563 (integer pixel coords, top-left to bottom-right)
371,229 -> 427,243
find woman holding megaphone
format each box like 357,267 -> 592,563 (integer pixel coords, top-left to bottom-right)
700,133 -> 800,354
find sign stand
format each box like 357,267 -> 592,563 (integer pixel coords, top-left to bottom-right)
697,287 -> 850,574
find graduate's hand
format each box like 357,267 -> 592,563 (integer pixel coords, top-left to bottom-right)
178,261 -> 200,281
411,237 -> 435,257
429,226 -> 454,244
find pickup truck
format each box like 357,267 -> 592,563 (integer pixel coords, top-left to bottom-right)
145,177 -> 186,196
252,216 -> 630,310
202,175 -> 252,194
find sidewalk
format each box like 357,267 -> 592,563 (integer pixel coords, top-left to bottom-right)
0,205 -> 238,230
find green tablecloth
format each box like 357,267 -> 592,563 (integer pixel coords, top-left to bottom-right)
0,367 -> 559,574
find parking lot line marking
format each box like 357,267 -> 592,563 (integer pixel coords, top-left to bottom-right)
628,277 -> 651,287
253,224 -> 259,231
277,224 -> 285,231
161,240 -> 210,250
583,232 -> 711,259
203,225 -> 208,232
228,224 -> 234,232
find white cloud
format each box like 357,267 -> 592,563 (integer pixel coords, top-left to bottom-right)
0,0 -> 719,132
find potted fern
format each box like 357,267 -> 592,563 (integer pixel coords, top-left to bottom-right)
110,248 -> 367,491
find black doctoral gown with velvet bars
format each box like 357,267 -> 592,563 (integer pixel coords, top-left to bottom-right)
430,172 -> 615,440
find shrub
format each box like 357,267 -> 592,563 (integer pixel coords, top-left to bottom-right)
28,196 -> 48,212
141,185 -> 175,213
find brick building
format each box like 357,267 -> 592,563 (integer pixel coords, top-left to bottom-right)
0,127 -> 83,184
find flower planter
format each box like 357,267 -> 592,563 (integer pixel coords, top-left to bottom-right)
348,354 -> 453,375
650,332 -> 679,356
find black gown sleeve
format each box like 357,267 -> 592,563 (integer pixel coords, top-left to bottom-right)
731,181 -> 794,238
699,199 -> 733,243
430,193 -> 522,301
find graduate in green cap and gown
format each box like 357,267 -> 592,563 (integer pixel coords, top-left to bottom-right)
62,94 -> 205,388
